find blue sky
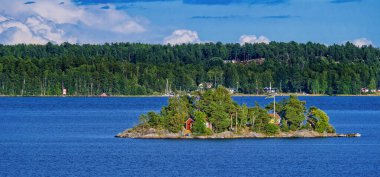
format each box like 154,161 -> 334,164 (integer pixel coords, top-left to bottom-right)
0,0 -> 378,46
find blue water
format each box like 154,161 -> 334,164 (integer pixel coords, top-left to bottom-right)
0,96 -> 379,177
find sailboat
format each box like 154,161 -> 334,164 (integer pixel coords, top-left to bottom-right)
164,79 -> 174,97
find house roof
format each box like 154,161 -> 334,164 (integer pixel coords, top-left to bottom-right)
268,113 -> 281,119
186,118 -> 194,123
100,93 -> 109,97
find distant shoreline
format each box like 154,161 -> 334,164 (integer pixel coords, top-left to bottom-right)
0,93 -> 379,97
232,93 -> 380,97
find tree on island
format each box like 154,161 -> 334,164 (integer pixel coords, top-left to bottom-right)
137,87 -> 335,136
308,107 -> 335,133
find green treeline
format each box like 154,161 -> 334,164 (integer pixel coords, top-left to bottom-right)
138,87 -> 335,135
0,41 -> 379,95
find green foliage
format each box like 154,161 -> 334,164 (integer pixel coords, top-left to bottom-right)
251,106 -> 271,133
280,119 -> 290,132
197,86 -> 234,133
138,114 -> 150,132
301,122 -> 312,130
138,114 -> 149,125
146,112 -> 165,128
326,125 -> 336,133
161,96 -> 191,132
368,78 -> 377,92
208,103 -> 230,133
192,110 -> 208,134
308,106 -> 336,133
279,95 -> 306,131
238,104 -> 249,128
264,124 -> 279,135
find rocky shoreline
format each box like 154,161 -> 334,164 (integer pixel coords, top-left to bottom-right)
115,128 -> 361,139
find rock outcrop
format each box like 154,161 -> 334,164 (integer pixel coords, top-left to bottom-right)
115,128 -> 360,139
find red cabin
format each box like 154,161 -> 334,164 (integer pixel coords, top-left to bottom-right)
185,118 -> 194,130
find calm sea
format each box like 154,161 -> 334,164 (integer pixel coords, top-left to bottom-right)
0,96 -> 379,177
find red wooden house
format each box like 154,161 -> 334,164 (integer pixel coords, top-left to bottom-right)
185,118 -> 194,131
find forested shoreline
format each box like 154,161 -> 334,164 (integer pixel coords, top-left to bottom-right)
0,41 -> 379,96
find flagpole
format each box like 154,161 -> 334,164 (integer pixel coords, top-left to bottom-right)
270,82 -> 275,118
274,94 -> 276,117
266,82 -> 276,119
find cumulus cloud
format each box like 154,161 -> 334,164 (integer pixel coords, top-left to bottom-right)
25,16 -> 77,44
0,15 -> 76,44
0,15 -> 8,22
350,38 -> 373,47
163,29 -> 201,45
0,18 -> 46,44
239,35 -> 270,45
0,0 -> 147,44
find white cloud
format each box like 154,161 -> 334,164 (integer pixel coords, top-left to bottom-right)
112,20 -> 146,34
0,19 -> 46,44
350,38 -> 373,47
26,16 -> 76,44
0,0 -> 147,44
239,35 -> 270,45
0,0 -> 81,24
163,29 -> 201,45
0,16 -> 76,44
0,15 -> 8,23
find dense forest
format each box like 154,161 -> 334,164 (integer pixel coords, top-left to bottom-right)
0,41 -> 379,96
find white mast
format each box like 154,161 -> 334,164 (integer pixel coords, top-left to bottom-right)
274,94 -> 276,117
270,82 -> 275,118
165,79 -> 169,95
270,82 -> 271,92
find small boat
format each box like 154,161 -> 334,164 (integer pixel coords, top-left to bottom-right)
99,93 -> 110,97
347,133 -> 361,137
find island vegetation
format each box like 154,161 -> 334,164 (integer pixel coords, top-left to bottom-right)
115,87 -> 352,139
0,42 -> 379,96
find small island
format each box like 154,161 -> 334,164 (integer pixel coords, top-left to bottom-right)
116,87 -> 360,139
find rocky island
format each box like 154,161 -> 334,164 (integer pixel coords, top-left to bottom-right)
116,87 -> 360,139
